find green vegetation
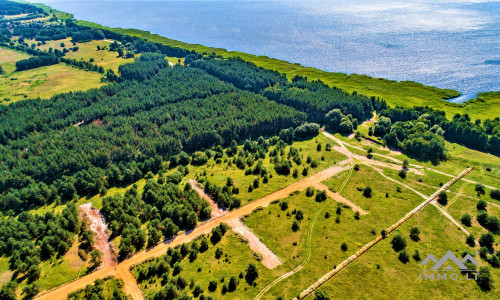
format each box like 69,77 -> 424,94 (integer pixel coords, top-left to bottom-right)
67,277 -> 128,300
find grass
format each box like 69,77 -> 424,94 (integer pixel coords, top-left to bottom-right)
31,38 -> 136,72
77,20 -> 500,121
178,134 -> 346,205
243,166 -> 426,299
314,204 -> 499,299
0,47 -> 31,74
133,232 -> 277,299
0,58 -> 103,104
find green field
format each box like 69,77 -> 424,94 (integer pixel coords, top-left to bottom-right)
0,47 -> 103,104
314,204 -> 499,299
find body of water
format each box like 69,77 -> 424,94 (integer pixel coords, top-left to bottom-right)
34,0 -> 500,102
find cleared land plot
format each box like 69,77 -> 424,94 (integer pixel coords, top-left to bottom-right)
313,204 -> 500,299
0,47 -> 30,73
245,166 -> 427,299
0,63 -> 103,103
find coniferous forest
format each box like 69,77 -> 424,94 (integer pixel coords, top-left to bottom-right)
0,2 -> 500,286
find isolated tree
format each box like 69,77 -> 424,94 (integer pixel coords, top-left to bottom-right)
341,242 -> 348,252
208,280 -> 217,292
228,276 -> 238,291
461,214 -> 472,227
245,263 -> 259,284
409,227 -> 420,241
437,191 -> 448,206
363,186 -> 372,198
466,234 -> 476,247
391,233 -> 407,252
292,220 -> 300,232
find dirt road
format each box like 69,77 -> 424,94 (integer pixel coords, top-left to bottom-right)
189,179 -> 226,218
312,182 -> 367,215
296,167 -> 473,299
227,219 -> 282,269
36,162 -> 351,300
80,203 -> 115,267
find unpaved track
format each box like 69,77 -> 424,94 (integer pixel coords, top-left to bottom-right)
296,167 -> 473,299
80,203 -> 115,267
312,182 -> 367,215
227,219 -> 281,269
189,179 -> 227,218
36,162 -> 351,300
431,202 -> 470,235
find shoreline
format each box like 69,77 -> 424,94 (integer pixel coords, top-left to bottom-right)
23,1 -> 500,119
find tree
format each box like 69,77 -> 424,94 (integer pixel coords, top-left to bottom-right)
475,183 -> 485,196
398,169 -> 407,179
23,283 -> 40,298
466,234 -> 476,247
280,201 -> 288,211
409,227 -> 420,241
398,250 -> 410,263
391,233 -> 407,252
413,249 -> 421,261
148,227 -> 162,247
228,275 -> 238,291
208,280 -> 217,292
292,220 -> 300,232
0,65 -> 4,75
341,242 -> 348,252
89,249 -> 102,269
479,232 -> 495,248
314,290 -> 331,300
437,191 -> 448,206
245,263 -> 259,284
461,213 -> 472,227
490,189 -> 500,200
363,186 -> 372,198
476,267 -> 493,291
477,200 -> 487,211
0,281 -> 17,300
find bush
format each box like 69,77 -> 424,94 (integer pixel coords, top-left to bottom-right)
341,242 -> 348,251
363,186 -> 372,198
466,234 -> 476,247
315,190 -> 327,202
409,227 -> 420,241
292,220 -> 300,232
398,250 -> 410,263
398,169 -> 407,179
479,232 -> 495,248
306,187 -> 315,197
191,151 -> 209,165
391,233 -> 407,252
280,201 -> 288,211
490,189 -> 500,200
477,200 -> 487,211
245,264 -> 258,284
461,214 -> 472,227
437,191 -> 448,206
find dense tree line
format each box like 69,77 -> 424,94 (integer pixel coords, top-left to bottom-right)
191,57 -> 383,125
0,204 -> 81,278
380,107 -> 500,156
15,53 -> 59,71
0,0 -> 44,16
60,57 -> 105,73
0,60 -> 306,214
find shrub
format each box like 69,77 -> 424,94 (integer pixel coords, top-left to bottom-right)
461,214 -> 472,227
306,187 -> 315,197
409,227 -> 420,241
391,233 -> 407,252
437,191 -> 448,206
292,220 -> 300,232
341,242 -> 348,251
398,250 -> 410,263
466,234 -> 476,247
363,186 -> 372,198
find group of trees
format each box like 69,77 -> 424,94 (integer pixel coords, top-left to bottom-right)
60,57 -> 105,73
100,178 -> 212,258
380,107 -> 500,157
0,0 -> 44,16
0,60 -> 305,214
371,113 -> 447,162
15,54 -> 59,71
0,204 -> 81,278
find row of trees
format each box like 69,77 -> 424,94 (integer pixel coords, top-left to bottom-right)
60,57 -> 105,73
15,54 -> 59,71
